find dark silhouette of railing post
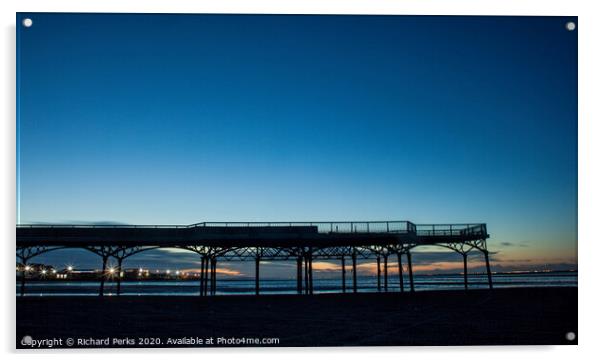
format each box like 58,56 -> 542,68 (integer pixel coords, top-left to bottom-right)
352,251 -> 358,293
296,256 -> 303,294
255,256 -> 260,295
407,252 -> 415,292
484,250 -> 493,289
377,256 -> 381,292
397,252 -> 404,292
384,255 -> 388,292
341,255 -> 346,293
462,253 -> 468,290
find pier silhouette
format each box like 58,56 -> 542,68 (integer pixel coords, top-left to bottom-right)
16,221 -> 492,296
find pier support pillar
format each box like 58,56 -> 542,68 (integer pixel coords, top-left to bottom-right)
407,252 -> 415,292
384,255 -> 388,292
255,256 -> 260,295
19,257 -> 28,297
204,256 -> 210,296
308,248 -> 314,295
304,256 -> 309,294
296,256 -> 303,294
116,257 -> 123,296
462,253 -> 468,290
377,256 -> 381,292
211,258 -> 217,296
397,253 -> 404,293
199,256 -> 205,297
341,256 -> 346,293
352,251 -> 358,293
99,255 -> 108,297
484,250 -> 493,289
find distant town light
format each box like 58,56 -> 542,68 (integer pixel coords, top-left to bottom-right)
108,268 -> 115,274
41,269 -> 47,274
67,266 -> 73,271
24,265 -> 31,271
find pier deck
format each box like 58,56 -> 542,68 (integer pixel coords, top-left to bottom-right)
16,221 -> 492,296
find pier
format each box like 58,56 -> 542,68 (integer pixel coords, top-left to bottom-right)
16,221 -> 492,296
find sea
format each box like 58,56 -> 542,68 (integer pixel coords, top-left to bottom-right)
17,271 -> 577,296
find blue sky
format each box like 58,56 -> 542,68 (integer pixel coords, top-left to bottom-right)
17,14 -> 577,275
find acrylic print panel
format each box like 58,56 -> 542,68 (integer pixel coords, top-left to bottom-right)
16,13 -> 577,348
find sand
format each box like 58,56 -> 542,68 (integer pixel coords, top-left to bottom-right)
16,287 -> 577,348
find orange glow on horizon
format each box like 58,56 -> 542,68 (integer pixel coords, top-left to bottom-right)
180,267 -> 243,276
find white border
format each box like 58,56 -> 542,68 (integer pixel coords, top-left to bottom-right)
2,0 -> 600,361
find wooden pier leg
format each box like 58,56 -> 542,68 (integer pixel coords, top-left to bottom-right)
341,256 -> 346,293
116,257 -> 123,296
484,250 -> 493,289
199,256 -> 205,296
384,255 -> 388,292
99,255 -> 108,297
297,256 -> 303,294
255,256 -> 260,295
352,251 -> 358,293
407,252 -> 415,292
397,252 -> 404,293
377,256 -> 381,292
462,253 -> 468,290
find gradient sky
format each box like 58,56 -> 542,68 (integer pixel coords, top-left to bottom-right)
17,14 -> 577,277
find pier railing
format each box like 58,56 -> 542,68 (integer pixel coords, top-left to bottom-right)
415,223 -> 487,237
16,221 -> 413,233
190,221 -> 414,234
16,221 -> 487,238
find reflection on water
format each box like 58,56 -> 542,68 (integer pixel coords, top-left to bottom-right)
17,271 -> 577,296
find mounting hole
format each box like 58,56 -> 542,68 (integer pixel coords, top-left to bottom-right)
566,21 -> 576,31
22,18 -> 33,28
565,331 -> 576,341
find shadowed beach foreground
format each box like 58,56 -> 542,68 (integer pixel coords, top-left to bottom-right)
16,287 -> 577,348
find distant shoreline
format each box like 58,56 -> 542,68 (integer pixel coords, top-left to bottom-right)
16,269 -> 578,282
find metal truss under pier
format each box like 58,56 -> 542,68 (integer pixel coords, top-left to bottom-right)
16,221 -> 492,297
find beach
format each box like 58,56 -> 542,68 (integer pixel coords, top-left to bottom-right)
16,287 -> 577,347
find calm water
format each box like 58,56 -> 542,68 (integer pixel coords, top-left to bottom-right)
17,272 -> 577,296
